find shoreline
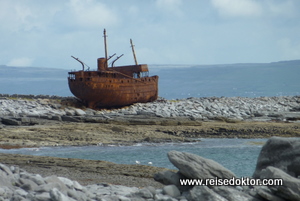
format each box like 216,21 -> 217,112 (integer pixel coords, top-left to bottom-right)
0,120 -> 299,149
0,95 -> 299,190
0,153 -> 167,188
0,120 -> 299,188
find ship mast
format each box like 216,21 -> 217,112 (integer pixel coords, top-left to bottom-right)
103,29 -> 108,68
130,39 -> 138,65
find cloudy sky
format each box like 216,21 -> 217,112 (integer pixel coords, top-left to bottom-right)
1,0 -> 300,69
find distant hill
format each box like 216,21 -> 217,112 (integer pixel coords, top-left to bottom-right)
0,60 -> 299,99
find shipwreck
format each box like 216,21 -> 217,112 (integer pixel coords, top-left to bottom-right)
68,29 -> 159,108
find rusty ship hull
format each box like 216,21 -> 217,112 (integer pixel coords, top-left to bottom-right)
68,68 -> 158,108
68,29 -> 158,108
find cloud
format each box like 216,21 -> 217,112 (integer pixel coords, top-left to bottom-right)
155,0 -> 183,16
0,1 -> 35,32
0,1 -> 61,33
265,0 -> 298,18
0,1 -> 299,68
67,0 -> 119,28
211,0 -> 262,18
277,38 -> 300,60
8,57 -> 34,67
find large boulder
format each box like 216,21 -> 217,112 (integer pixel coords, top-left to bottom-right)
252,137 -> 300,178
186,186 -> 227,201
167,151 -> 236,180
212,186 -> 258,201
259,166 -> 300,201
153,170 -> 192,192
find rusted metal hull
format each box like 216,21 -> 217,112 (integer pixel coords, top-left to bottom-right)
68,70 -> 158,108
68,29 -> 159,108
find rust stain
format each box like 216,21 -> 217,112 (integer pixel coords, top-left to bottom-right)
68,29 -> 158,109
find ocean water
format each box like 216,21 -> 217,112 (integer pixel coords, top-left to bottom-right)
0,138 -> 266,177
1,60 -> 300,99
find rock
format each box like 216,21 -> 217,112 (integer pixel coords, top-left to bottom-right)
43,175 -> 69,194
154,170 -> 191,192
85,108 -> 96,116
163,185 -> 181,198
61,116 -> 81,122
18,178 -> 39,191
186,186 -> 227,201
65,108 -> 76,116
135,188 -> 153,199
49,188 -> 74,201
145,186 -> 156,196
167,151 -> 236,180
20,172 -> 45,186
73,181 -> 84,191
51,115 -> 62,121
1,117 -> 21,126
13,188 -> 28,197
74,109 -> 86,116
255,186 -> 285,201
154,193 -> 177,201
58,177 -> 75,189
284,112 -> 300,121
259,166 -> 300,201
253,137 -> 300,178
0,164 -> 13,176
0,171 -> 14,189
35,191 -> 53,201
212,186 -> 257,201
154,170 -> 186,186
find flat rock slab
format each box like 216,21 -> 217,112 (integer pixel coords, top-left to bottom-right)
167,150 -> 236,180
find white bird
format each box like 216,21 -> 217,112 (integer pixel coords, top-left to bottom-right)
148,162 -> 153,165
135,160 -> 140,164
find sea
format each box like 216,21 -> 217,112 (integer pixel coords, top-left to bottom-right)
1,138 -> 266,177
0,60 -> 300,177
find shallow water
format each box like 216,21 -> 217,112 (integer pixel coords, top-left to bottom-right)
0,138 -> 267,177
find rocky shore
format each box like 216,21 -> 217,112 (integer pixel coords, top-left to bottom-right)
0,95 -> 299,148
1,137 -> 300,200
0,95 -> 300,200
1,94 -> 300,123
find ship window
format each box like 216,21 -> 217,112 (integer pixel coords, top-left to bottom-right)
121,80 -> 123,83
69,74 -> 76,80
138,71 -> 149,78
133,72 -> 140,78
109,80 -> 112,83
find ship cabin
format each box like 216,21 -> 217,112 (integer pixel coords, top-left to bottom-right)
68,57 -> 150,82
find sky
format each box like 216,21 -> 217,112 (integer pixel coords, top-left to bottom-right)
1,0 -> 300,69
